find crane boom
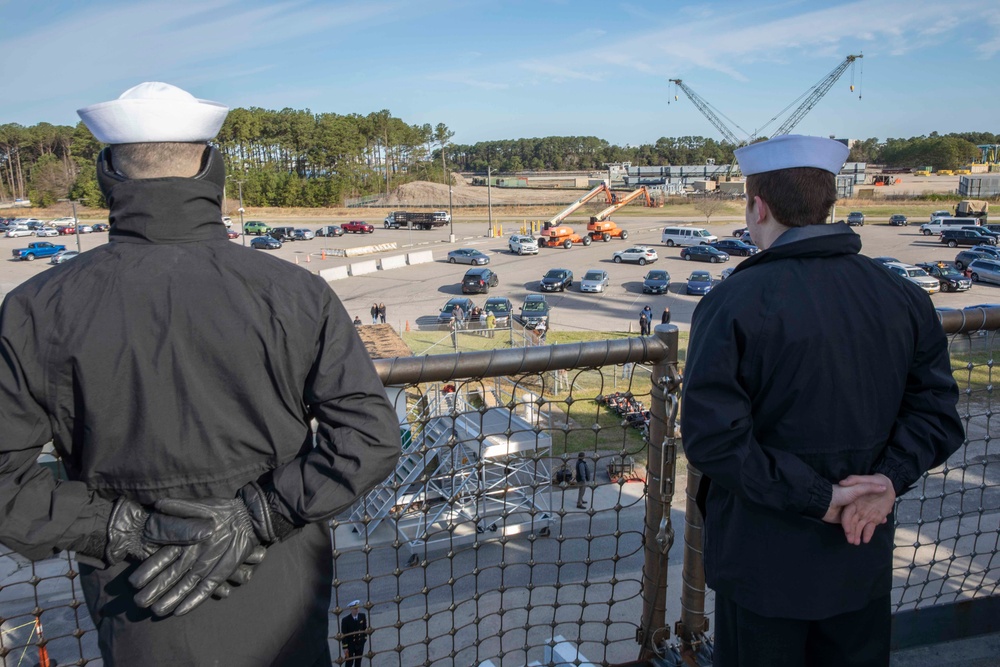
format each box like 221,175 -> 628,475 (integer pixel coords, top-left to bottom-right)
545,182 -> 613,227
772,55 -> 862,136
668,79 -> 744,146
590,187 -> 653,223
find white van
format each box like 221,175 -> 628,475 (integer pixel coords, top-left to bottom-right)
920,217 -> 978,236
661,226 -> 718,247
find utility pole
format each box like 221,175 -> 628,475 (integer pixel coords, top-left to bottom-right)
237,179 -> 246,246
487,165 -> 493,238
71,199 -> 81,253
448,172 -> 455,244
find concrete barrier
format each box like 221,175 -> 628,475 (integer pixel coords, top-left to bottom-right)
408,250 -> 434,265
379,254 -> 407,271
319,266 -> 349,281
349,260 -> 379,276
326,243 -> 398,258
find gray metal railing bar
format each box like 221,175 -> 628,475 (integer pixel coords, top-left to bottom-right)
374,334 -> 671,386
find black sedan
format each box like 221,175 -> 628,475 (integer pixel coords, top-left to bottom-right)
680,245 -> 730,263
642,269 -> 671,294
540,268 -> 573,292
710,239 -> 758,256
250,236 -> 282,250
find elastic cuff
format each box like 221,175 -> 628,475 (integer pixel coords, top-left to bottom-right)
873,461 -> 909,496
802,477 -> 833,520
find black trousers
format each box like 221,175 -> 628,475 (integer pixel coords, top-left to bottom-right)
713,592 -> 890,667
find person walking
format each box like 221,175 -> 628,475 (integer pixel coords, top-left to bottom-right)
575,452 -> 591,509
661,307 -> 671,325
377,303 -> 386,324
370,302 -> 378,324
341,599 -> 368,667
453,304 -> 464,330
681,135 -> 964,667
0,82 -> 401,666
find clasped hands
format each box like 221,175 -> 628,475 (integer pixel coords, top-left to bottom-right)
108,484 -> 277,618
822,473 -> 896,546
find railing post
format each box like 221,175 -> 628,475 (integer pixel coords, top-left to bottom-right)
677,465 -> 710,660
639,324 -> 681,658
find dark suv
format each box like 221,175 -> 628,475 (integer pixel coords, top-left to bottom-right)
847,212 -> 865,226
954,246 -> 1000,269
941,229 -> 997,247
461,267 -> 499,294
269,226 -> 297,242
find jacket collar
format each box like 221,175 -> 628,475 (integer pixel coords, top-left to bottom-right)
107,178 -> 227,244
734,222 -> 860,276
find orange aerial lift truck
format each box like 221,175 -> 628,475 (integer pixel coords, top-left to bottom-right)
538,182 -> 612,248
587,186 -> 653,241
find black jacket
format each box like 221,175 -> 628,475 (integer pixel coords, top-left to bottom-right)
681,223 -> 963,619
0,178 -> 401,664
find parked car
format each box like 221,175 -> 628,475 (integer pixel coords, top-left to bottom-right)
739,232 -> 753,245
686,271 -> 714,295
342,220 -> 375,234
962,226 -> 1000,240
461,267 -> 499,294
508,234 -> 539,255
5,226 -> 33,238
226,229 -> 240,239
57,226 -> 76,235
967,259 -> 1000,286
269,226 -> 297,242
955,247 -> 1000,269
76,224 -> 93,233
612,246 -> 658,265
34,227 -> 59,237
915,262 -> 972,292
221,216 -> 232,228
92,223 -> 109,232
941,229 -> 997,247
49,250 -> 79,265
642,269 -> 671,294
250,236 -> 281,250
847,212 -> 865,226
883,262 -> 941,294
930,210 -> 951,221
579,269 -> 609,293
720,267 -> 735,280
244,221 -> 271,235
519,295 -> 551,328
48,217 -> 76,226
872,256 -> 900,266
483,296 -> 514,327
710,239 -> 758,256
315,225 -> 344,237
889,214 -> 908,226
731,226 -> 748,238
292,228 -> 315,241
681,245 -> 730,263
447,248 -> 490,265
539,268 -> 573,292
438,297 -> 476,326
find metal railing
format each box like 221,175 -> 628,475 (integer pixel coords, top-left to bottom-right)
3,310 -> 1000,665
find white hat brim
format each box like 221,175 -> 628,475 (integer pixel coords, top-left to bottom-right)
78,97 -> 228,144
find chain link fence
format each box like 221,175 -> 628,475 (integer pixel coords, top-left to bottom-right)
2,314 -> 999,665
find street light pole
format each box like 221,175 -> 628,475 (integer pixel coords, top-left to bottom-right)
448,173 -> 454,244
487,165 -> 493,238
237,180 -> 246,246
71,200 -> 81,253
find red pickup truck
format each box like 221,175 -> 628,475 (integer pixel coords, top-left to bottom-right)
342,220 -> 374,234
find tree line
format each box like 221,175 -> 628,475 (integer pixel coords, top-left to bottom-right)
1,110 -> 996,209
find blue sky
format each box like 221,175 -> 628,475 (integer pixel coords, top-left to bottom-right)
2,0 -> 998,146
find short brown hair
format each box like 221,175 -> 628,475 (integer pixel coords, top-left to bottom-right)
111,142 -> 206,179
745,167 -> 837,228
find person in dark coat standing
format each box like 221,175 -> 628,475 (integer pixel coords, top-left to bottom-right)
378,303 -> 386,324
370,302 -> 379,324
660,307 -> 670,325
639,305 -> 653,335
341,599 -> 368,666
0,83 -> 401,666
575,452 -> 591,509
681,135 -> 964,667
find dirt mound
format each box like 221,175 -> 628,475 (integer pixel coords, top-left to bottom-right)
376,180 -> 581,207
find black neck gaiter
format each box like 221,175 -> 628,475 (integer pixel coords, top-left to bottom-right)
107,178 -> 227,244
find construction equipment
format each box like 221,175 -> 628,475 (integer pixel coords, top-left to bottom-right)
667,79 -> 747,146
542,182 -> 613,229
539,224 -> 593,249
956,200 -> 989,220
587,186 -> 653,241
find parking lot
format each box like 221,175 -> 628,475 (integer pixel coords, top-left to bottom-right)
1,216 -> 996,333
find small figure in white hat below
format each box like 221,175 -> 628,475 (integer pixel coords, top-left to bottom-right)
0,82 -> 401,665
681,135 -> 963,666
341,599 -> 368,666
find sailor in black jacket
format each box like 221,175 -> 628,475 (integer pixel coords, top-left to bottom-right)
341,599 -> 368,666
681,135 -> 963,667
0,83 -> 401,666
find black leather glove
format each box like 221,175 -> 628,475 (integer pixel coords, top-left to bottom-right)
104,497 -> 216,566
128,482 -> 293,617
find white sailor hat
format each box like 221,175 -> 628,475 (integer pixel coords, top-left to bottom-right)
349,599 -> 361,607
77,82 -> 229,144
735,135 -> 849,176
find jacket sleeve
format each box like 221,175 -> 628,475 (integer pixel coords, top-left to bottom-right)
0,297 -> 113,561
265,289 -> 401,527
680,298 -> 833,519
874,300 -> 963,495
